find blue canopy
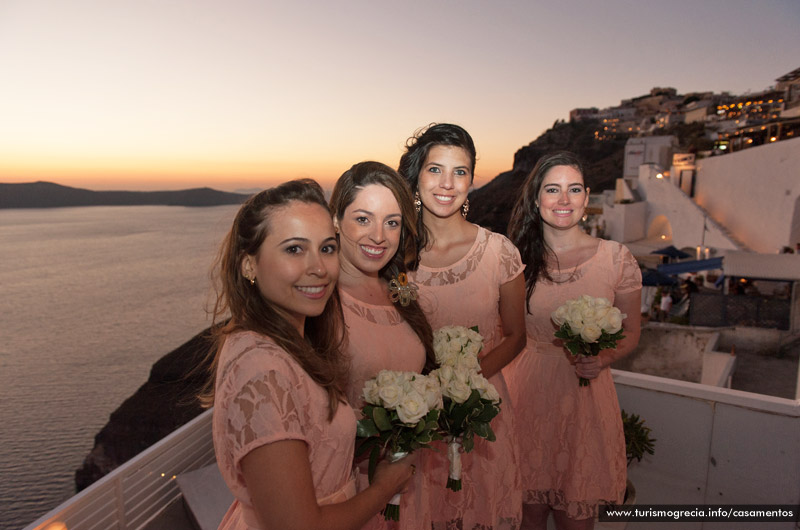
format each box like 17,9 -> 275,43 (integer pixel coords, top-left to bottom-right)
657,257 -> 723,275
642,269 -> 678,286
651,245 -> 692,259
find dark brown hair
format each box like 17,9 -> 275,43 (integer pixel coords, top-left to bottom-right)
200,179 -> 347,419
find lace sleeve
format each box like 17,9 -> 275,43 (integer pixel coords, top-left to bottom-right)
220,356 -> 309,472
614,243 -> 642,293
494,232 -> 525,284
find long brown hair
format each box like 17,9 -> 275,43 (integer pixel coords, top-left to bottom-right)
329,161 -> 436,373
199,179 -> 347,419
508,151 -> 585,312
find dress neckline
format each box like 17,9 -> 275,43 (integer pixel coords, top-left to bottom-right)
548,238 -> 604,274
338,285 -> 395,310
417,224 -> 483,272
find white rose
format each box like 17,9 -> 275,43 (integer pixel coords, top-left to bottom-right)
592,296 -> 612,308
551,304 -> 569,326
603,309 -> 625,334
480,381 -> 501,403
445,379 -> 472,403
375,370 -> 398,388
457,352 -> 480,372
396,391 -> 428,425
422,376 -> 444,410
453,365 -> 471,384
436,365 -> 454,385
580,323 -> 602,343
468,371 -> 488,392
580,304 -> 599,323
362,379 -> 380,405
377,382 -> 402,408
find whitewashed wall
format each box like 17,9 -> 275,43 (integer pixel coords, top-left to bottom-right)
694,137 -> 800,253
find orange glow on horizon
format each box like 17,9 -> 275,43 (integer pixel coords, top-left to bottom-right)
0,156 -> 501,191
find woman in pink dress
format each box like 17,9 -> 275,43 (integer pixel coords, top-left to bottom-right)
398,123 -> 527,530
329,161 -> 436,530
506,152 -> 642,530
202,179 -> 415,530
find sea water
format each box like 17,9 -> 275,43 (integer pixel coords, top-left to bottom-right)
0,205 -> 239,530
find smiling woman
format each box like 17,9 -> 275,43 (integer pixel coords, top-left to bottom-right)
329,161 -> 436,530
201,178 -> 415,530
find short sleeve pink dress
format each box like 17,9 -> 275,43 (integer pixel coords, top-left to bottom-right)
340,288 -> 430,530
506,239 -> 642,520
410,225 -> 524,530
213,331 -> 357,530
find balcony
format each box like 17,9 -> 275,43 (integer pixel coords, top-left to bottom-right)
24,370 -> 800,530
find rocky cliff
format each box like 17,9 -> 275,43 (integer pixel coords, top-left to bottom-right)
75,330 -> 215,490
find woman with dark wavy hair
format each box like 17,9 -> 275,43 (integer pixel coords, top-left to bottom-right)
398,123 -> 526,530
329,161 -> 435,530
203,179 -> 414,530
507,152 -> 642,530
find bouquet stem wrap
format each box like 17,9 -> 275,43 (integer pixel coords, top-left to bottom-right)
383,451 -> 408,521
446,438 -> 462,491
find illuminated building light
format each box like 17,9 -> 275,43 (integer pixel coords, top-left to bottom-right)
770,137 -> 777,142
656,173 -> 664,179
661,235 -> 667,239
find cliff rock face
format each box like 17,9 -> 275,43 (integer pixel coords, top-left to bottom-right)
75,330 -> 215,490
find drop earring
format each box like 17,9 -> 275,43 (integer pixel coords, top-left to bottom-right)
414,191 -> 421,213
461,198 -> 470,218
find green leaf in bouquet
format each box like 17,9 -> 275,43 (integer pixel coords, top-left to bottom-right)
414,419 -> 426,434
554,328 -> 573,340
355,434 -> 380,457
415,431 -> 433,445
469,325 -> 479,333
371,406 -> 393,432
565,341 -> 581,356
472,420 -> 492,440
598,339 -> 618,350
462,433 -> 475,453
485,424 -> 496,442
356,418 -> 380,438
367,443 -> 381,483
474,401 -> 500,423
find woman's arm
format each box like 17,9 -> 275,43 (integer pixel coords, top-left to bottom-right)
575,288 -> 642,379
242,439 -> 414,530
477,273 -> 527,379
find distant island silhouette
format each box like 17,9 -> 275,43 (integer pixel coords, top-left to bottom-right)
0,181 -> 252,209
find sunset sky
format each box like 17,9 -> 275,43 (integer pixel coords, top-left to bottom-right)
1,0 -> 798,191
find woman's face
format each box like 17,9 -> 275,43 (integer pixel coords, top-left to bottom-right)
335,184 -> 402,277
536,165 -> 589,231
417,145 -> 472,219
242,201 -> 339,333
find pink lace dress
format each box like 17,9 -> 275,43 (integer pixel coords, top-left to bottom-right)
341,288 -> 430,530
410,225 -> 524,530
212,331 -> 357,530
506,239 -> 642,520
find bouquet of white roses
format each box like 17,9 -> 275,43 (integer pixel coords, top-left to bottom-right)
356,369 -> 442,521
430,326 -> 501,491
551,295 -> 626,386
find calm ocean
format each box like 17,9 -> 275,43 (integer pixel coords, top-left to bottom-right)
0,205 -> 240,530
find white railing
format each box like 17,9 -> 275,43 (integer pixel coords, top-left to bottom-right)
23,408 -> 215,530
613,370 -> 800,530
